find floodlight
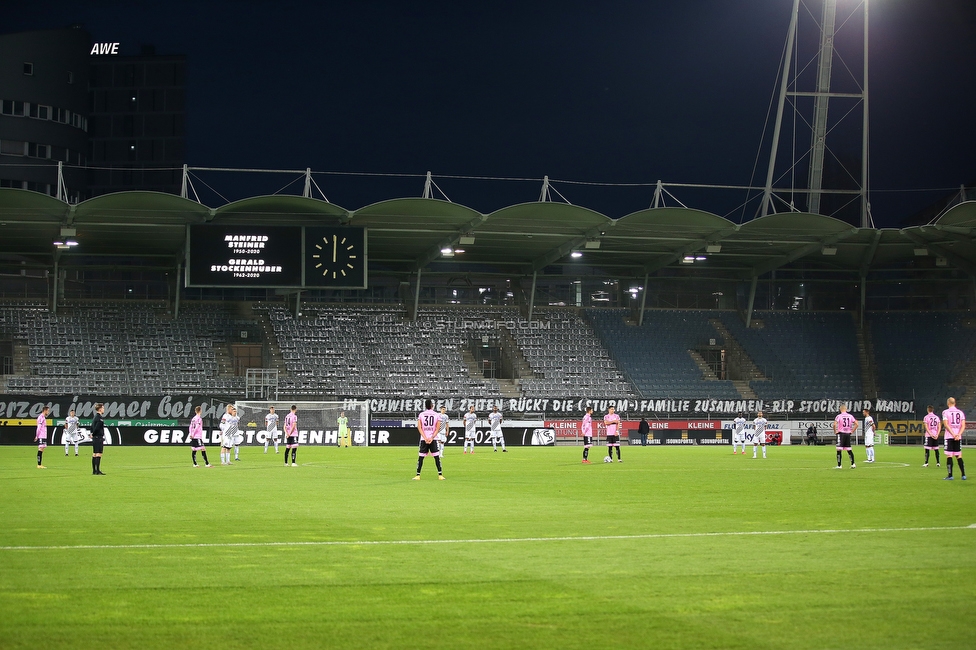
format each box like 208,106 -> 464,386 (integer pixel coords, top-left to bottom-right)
821,246 -> 837,256
458,236 -> 476,245
570,251 -> 583,258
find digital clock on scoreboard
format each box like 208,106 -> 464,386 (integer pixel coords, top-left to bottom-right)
187,225 -> 302,287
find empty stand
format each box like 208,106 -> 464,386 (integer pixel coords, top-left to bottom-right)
716,311 -> 862,400
587,309 -> 740,400
511,308 -> 636,399
2,302 -> 247,395
259,303 -> 505,399
870,311 -> 976,411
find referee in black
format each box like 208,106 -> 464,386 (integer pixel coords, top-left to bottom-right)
91,403 -> 106,475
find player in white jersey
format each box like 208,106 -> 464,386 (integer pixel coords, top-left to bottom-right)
413,399 -> 445,480
436,406 -> 450,456
489,405 -> 506,452
64,410 -> 81,456
264,406 -> 280,454
732,413 -> 747,455
862,409 -> 876,463
463,406 -> 477,454
833,404 -> 858,469
219,404 -> 240,465
752,412 -> 768,459
942,397 -> 966,480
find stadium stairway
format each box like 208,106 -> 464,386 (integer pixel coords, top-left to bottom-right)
731,380 -> 758,400
249,303 -> 290,378
688,350 -> 719,380
854,323 -> 879,400
707,318 -> 768,400
12,341 -> 29,374
950,354 -> 976,414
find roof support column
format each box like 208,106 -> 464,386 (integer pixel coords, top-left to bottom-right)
745,275 -> 759,329
412,268 -> 422,322
51,254 -> 59,315
638,272 -> 649,326
174,261 -> 182,319
527,271 -> 538,323
859,276 -> 866,329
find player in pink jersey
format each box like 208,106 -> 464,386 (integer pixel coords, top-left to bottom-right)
284,405 -> 299,467
189,405 -> 212,468
604,406 -> 622,462
581,407 -> 594,464
941,397 -> 966,480
413,399 -> 444,480
34,406 -> 49,468
833,404 -> 858,469
922,405 -> 942,468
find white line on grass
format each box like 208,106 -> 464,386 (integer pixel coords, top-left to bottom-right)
1,525 -> 972,552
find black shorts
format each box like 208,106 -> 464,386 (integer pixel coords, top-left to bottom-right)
606,435 -> 619,446
418,439 -> 440,456
835,433 -> 851,450
92,438 -> 104,454
189,437 -> 205,450
583,436 -> 593,447
924,436 -> 940,450
945,438 -> 962,454
286,436 -> 298,448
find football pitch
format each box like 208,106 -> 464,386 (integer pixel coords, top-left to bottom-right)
1,444 -> 974,649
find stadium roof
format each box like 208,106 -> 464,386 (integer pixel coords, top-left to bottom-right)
0,188 -> 974,278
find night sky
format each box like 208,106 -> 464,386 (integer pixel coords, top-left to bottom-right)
7,0 -> 976,226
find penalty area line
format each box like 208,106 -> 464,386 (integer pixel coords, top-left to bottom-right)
1,524 -> 973,552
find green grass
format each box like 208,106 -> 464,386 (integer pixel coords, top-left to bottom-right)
1,444 -> 974,649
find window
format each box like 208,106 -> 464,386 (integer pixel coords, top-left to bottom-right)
23,62 -> 33,75
0,140 -> 26,156
0,100 -> 10,115
38,105 -> 49,120
28,103 -> 37,118
13,101 -> 24,116
67,71 -> 74,84
27,143 -> 51,159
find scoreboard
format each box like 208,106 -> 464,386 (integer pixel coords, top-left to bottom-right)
186,225 -> 367,289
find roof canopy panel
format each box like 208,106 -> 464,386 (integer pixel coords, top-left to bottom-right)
0,188 -> 69,222
74,191 -> 210,224
352,198 -> 481,228
483,202 -> 611,236
214,196 -> 348,223
935,201 -> 976,229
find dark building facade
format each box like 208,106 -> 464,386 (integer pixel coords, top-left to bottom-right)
0,27 -> 90,202
0,29 -> 186,200
88,45 -> 185,195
